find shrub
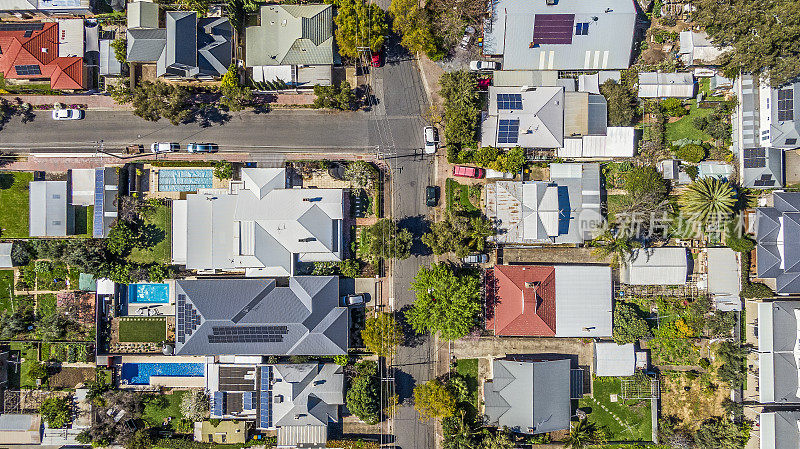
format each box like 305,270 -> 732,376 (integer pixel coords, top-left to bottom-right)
40,396 -> 71,428
699,358 -> 711,370
213,160 -> 233,180
675,143 -> 707,163
333,355 -> 350,366
726,234 -> 755,253
600,80 -> 636,126
613,302 -> 653,344
346,361 -> 380,424
661,98 -> 688,117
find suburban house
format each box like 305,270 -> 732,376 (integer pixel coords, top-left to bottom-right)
207,362 -> 343,447
173,277 -> 348,356
485,264 -> 612,338
620,247 -> 690,286
754,192 -> 800,294
483,357 -> 580,434
678,31 -> 728,66
637,72 -> 695,98
126,2 -> 232,80
0,414 -> 42,445
0,0 -> 92,18
593,342 -> 636,377
29,180 -> 71,237
172,168 -> 344,276
732,75 -> 798,188
482,0 -> 637,71
760,410 -> 800,449
0,21 -> 86,90
246,4 -> 335,86
484,163 -> 602,245
757,301 -> 800,404
70,167 -> 119,238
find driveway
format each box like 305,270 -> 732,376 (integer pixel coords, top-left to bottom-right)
453,336 -> 595,368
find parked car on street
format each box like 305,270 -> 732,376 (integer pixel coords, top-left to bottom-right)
469,60 -> 498,71
187,143 -> 219,153
426,186 -> 438,207
150,142 -> 180,153
371,48 -> 384,67
463,253 -> 489,264
341,294 -> 365,307
52,109 -> 84,120
453,165 -> 485,179
424,126 -> 438,154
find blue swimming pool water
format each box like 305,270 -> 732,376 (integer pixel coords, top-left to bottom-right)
128,283 -> 170,303
121,363 -> 205,385
158,168 -> 213,192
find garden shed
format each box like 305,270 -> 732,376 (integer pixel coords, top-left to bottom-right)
594,342 -> 635,377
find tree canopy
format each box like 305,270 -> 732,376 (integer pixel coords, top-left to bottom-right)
40,396 -> 71,429
613,302 -> 653,344
600,80 -> 636,126
693,0 -> 800,86
413,379 -> 457,420
440,71 -> 480,148
678,178 -> 737,226
422,211 -> 492,257
358,219 -> 413,261
407,263 -> 481,340
180,390 -> 210,421
219,64 -> 252,111
131,81 -> 192,125
389,0 -> 438,56
334,0 -> 388,58
345,361 -> 381,424
361,312 -> 403,357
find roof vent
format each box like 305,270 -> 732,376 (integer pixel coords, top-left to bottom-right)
545,0 -> 556,4
273,395 -> 283,403
41,47 -> 47,53
524,281 -> 540,288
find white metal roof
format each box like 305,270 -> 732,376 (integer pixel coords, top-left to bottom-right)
637,72 -> 695,98
557,127 -> 635,158
594,342 -> 635,376
554,265 -> 612,337
620,247 -> 689,285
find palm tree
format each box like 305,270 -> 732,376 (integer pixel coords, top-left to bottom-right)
590,228 -> 637,267
564,418 -> 602,449
678,178 -> 736,225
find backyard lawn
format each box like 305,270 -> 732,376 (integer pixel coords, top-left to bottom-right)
455,358 -> 479,419
445,178 -> 479,213
73,205 -> 94,237
665,100 -> 713,143
118,317 -> 167,343
144,390 -> 186,428
8,341 -> 40,389
579,376 -> 653,442
0,269 -> 16,312
0,171 -> 32,238
606,194 -> 627,223
129,204 -> 172,265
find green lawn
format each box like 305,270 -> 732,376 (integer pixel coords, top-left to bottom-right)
0,172 -> 32,238
0,73 -> 57,95
665,100 -> 713,143
118,317 -> 167,343
0,269 -> 16,313
128,204 -> 172,265
445,178 -> 478,213
144,390 -> 186,428
579,376 -> 652,442
9,341 -> 40,389
455,358 -> 479,419
699,78 -> 726,102
74,205 -> 94,237
606,194 -> 627,223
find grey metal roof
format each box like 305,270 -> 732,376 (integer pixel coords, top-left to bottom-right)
594,342 -> 635,377
482,86 -> 565,149
620,247 -> 689,286
760,411 -> 800,449
484,359 -> 571,434
127,1 -> 159,29
245,4 -> 334,67
29,181 -> 68,237
706,247 -> 740,297
767,80 -> 800,149
166,11 -> 198,76
553,265 -> 612,338
756,192 -> 800,293
174,277 -> 348,356
0,242 -> 12,268
758,301 -> 800,403
637,72 -> 695,98
126,27 -> 166,62
482,0 -> 636,70
198,17 -> 232,76
0,414 -> 41,445
742,146 -> 784,189
272,363 -> 343,427
99,39 -> 122,76
678,31 -> 727,66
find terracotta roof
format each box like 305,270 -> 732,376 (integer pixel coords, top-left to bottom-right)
0,22 -> 83,90
486,265 -> 557,336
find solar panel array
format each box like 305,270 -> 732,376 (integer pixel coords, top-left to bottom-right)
743,148 -> 766,169
259,366 -> 273,428
207,325 -> 289,344
498,119 -> 520,144
93,169 -> 105,237
778,88 -> 794,121
15,65 -> 41,76
211,391 -> 226,417
532,14 -> 575,45
497,93 -> 522,110
753,174 -> 776,187
0,23 -> 44,31
177,294 -> 202,344
243,391 -> 257,410
574,22 -> 589,35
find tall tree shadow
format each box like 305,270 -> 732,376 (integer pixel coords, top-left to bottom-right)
398,215 -> 432,257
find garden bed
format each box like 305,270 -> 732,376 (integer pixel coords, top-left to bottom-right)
445,178 -> 479,213
660,370 -> 729,431
454,358 -> 479,419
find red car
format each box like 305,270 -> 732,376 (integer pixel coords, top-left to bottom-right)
371,48 -> 384,67
453,165 -> 486,179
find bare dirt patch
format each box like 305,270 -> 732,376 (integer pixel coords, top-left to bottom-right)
660,371 -> 730,430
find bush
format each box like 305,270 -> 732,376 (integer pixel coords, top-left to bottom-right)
40,396 -> 71,428
344,161 -> 378,189
675,143 -> 707,163
346,361 -> 380,424
213,160 -> 234,180
313,82 -> 355,110
333,355 -> 350,366
661,98 -> 688,117
726,234 -> 755,253
600,80 -> 636,126
613,302 -> 653,344
699,358 -> 711,370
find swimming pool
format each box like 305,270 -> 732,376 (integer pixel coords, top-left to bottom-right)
158,168 -> 213,192
121,362 -> 205,385
128,283 -> 170,303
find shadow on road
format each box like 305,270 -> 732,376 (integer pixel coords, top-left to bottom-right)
394,368 -> 417,403
189,104 -> 231,128
398,215 -> 432,257
396,304 -> 426,349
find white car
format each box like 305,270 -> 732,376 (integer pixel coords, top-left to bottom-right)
463,253 -> 489,264
469,60 -> 498,71
51,109 -> 84,120
150,142 -> 180,153
424,126 -> 438,154
341,294 -> 365,307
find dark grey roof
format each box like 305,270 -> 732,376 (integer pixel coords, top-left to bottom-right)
126,27 -> 167,62
174,277 -> 348,356
756,192 -> 800,293
762,411 -> 800,449
483,359 -> 571,434
198,17 -> 232,76
166,11 -> 198,74
742,146 -> 784,189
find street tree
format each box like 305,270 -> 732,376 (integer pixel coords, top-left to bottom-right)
361,312 -> 403,357
407,263 -> 480,340
359,219 -> 413,261
389,0 -> 437,55
219,64 -> 252,111
334,0 -> 388,58
131,81 -> 192,125
413,379 -> 457,420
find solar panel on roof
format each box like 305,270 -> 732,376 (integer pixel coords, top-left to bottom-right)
93,169 -> 105,237
498,119 -> 520,144
497,93 -> 522,110
778,88 -> 794,121
15,65 -> 41,76
532,14 -> 575,45
0,23 -> 44,31
211,391 -> 225,416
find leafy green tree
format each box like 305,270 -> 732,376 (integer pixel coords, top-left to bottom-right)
413,379 -> 456,420
693,103 -> 734,142
661,98 -> 688,117
346,361 -> 381,424
390,0 -> 438,55
0,310 -> 35,339
590,229 -> 637,267
600,80 -> 636,126
407,263 -> 480,340
106,221 -> 140,256
613,302 -> 653,344
334,0 -> 387,58
180,390 -> 210,421
479,428 -> 516,449
440,71 -> 480,148
678,178 -> 737,225
110,36 -> 127,65
338,259 -> 361,278
693,0 -> 800,86
226,0 -> 259,35
623,165 -> 669,205
219,64 -> 252,111
313,82 -> 356,110
675,143 -> 707,163
333,355 -> 350,366
131,81 -> 192,125
565,419 -> 603,449
693,417 -> 750,449
716,341 -> 748,388
40,396 -> 71,428
359,219 -> 413,261
125,429 -> 153,449
361,312 -> 403,357
213,160 -> 234,179
442,410 -> 478,449
422,212 -> 492,257
344,161 -> 378,189
38,313 -> 77,341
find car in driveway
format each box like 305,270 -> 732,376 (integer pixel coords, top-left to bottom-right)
453,165 -> 485,179
463,253 -> 489,264
186,143 -> 219,153
426,186 -> 439,207
469,60 -> 498,71
459,26 -> 476,50
423,126 -> 438,154
341,294 -> 365,307
150,142 -> 180,153
51,109 -> 84,120
371,48 -> 384,67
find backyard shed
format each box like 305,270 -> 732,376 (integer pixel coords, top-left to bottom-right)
594,342 -> 635,377
620,247 -> 690,285
0,242 -> 13,268
638,72 -> 695,98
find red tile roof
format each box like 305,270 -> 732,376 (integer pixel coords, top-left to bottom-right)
485,265 -> 557,336
0,22 -> 83,90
